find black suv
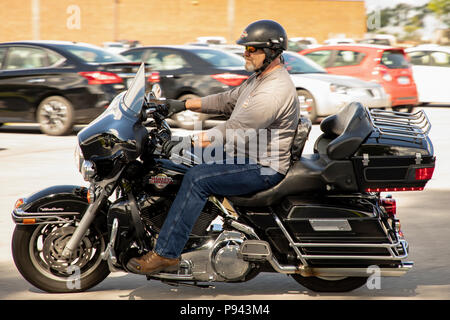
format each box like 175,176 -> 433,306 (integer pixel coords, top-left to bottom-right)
0,41 -> 148,135
121,45 -> 251,128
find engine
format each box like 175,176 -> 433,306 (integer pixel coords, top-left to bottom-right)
178,230 -> 253,282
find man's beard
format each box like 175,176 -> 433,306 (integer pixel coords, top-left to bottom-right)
245,60 -> 256,72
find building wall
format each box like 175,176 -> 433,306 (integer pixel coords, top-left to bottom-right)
0,0 -> 366,46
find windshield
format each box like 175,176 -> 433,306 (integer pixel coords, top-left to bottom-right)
282,51 -> 327,74
61,44 -> 129,63
123,63 -> 146,116
381,50 -> 409,69
190,48 -> 245,67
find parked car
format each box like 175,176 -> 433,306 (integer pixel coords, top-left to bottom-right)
299,44 -> 418,112
405,45 -> 450,104
282,51 -> 389,121
0,40 -> 147,135
120,45 -> 251,128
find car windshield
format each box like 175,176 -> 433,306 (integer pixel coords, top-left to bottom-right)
61,44 -> 129,63
190,48 -> 245,67
282,51 -> 327,74
381,50 -> 409,69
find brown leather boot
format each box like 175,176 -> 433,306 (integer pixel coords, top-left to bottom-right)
126,251 -> 180,275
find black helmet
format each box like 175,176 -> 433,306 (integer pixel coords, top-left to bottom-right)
236,20 -> 287,73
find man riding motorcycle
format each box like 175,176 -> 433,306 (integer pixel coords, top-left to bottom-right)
126,19 -> 301,275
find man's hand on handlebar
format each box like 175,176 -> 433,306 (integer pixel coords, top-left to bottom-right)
165,99 -> 186,117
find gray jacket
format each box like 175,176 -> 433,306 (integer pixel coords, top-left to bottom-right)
201,66 -> 299,174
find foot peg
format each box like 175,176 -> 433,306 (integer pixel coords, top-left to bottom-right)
239,240 -> 272,261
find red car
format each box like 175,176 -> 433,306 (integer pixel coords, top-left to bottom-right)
299,44 -> 418,112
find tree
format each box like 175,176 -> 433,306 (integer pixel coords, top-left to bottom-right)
428,0 -> 450,26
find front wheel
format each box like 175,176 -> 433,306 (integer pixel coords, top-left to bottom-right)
291,274 -> 368,292
12,223 -> 110,293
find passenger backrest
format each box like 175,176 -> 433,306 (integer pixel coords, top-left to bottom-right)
291,117 -> 312,162
319,102 -> 373,160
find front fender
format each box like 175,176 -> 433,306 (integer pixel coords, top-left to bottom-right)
12,185 -> 89,225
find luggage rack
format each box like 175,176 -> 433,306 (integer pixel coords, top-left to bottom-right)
367,108 -> 431,140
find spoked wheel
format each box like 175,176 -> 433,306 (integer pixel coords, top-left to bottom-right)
12,223 -> 110,293
291,274 -> 368,292
37,96 -> 74,136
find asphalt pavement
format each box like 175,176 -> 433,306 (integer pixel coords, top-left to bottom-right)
0,106 -> 449,300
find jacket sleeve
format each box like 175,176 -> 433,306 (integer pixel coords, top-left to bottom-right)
205,91 -> 279,143
200,85 -> 242,115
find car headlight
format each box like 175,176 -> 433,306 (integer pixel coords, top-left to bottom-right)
330,84 -> 351,95
74,145 -> 84,173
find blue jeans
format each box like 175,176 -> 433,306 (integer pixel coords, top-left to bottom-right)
154,161 -> 284,259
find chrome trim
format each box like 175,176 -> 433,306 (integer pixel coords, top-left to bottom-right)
367,108 -> 431,140
101,218 -> 119,266
12,208 -> 80,225
81,160 -> 96,181
273,214 -> 309,266
61,188 -> 108,258
297,262 -> 414,277
293,239 -> 409,260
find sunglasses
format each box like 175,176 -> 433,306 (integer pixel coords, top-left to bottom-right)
245,46 -> 259,53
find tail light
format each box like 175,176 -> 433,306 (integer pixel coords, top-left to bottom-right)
79,71 -> 123,85
415,167 -> 434,180
211,73 -> 249,86
147,71 -> 160,83
380,197 -> 396,216
372,65 -> 392,82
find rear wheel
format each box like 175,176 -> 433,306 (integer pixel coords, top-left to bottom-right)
291,274 -> 368,292
37,96 -> 74,136
12,222 -> 110,293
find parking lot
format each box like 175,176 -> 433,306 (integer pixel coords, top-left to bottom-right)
1,105 -> 449,300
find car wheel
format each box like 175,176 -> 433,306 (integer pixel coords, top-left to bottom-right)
37,96 -> 74,136
297,89 -> 317,122
173,93 -> 204,130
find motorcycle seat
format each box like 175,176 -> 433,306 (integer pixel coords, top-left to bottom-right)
319,102 -> 373,160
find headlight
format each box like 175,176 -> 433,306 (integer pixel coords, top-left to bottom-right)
330,84 -> 351,95
81,160 -> 97,181
74,145 -> 84,173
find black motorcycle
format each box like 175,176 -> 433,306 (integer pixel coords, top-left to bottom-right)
11,64 -> 435,293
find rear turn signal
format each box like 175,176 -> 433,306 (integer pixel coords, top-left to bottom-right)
211,73 -> 249,86
79,71 -> 123,84
415,167 -> 434,180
